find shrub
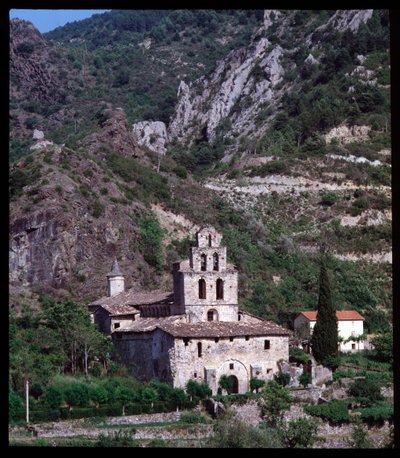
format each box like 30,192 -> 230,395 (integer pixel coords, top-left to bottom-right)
42,386 -> 64,408
30,382 -> 44,400
96,431 -> 139,447
9,391 -> 24,420
17,41 -> 34,55
90,199 -> 104,218
219,375 -> 235,394
141,387 -> 158,404
186,380 -> 212,401
371,332 -> 393,365
273,373 -> 290,387
354,405 -> 393,426
299,372 -> 311,387
289,347 -> 310,365
89,386 -> 108,406
65,383 -> 90,407
259,381 -> 293,426
278,417 -> 319,448
173,165 -> 188,179
250,377 -> 266,392
227,168 -> 241,179
320,192 -> 338,206
348,378 -> 384,407
304,400 -> 349,424
180,410 -> 210,424
208,410 -> 281,448
347,417 -> 373,448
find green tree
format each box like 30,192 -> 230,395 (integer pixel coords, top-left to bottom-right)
348,378 -> 384,407
208,410 -> 281,448
186,380 -> 212,402
89,385 -> 108,407
278,417 -> 319,448
42,386 -> 64,408
347,416 -> 373,448
250,377 -> 265,393
311,257 -> 338,363
259,381 -> 293,426
139,212 -> 164,272
116,386 -> 137,415
371,331 -> 393,365
65,383 -> 90,407
141,387 -> 158,405
218,375 -> 235,394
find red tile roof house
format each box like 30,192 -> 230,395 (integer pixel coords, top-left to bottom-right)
294,310 -> 365,352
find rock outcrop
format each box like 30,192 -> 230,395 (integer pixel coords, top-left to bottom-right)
132,121 -> 168,155
168,35 -> 284,146
83,107 -> 144,159
324,124 -> 371,145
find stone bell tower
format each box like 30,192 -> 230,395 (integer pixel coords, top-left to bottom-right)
107,259 -> 125,297
172,226 -> 238,322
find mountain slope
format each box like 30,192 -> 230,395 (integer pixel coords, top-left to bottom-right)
9,10 -> 392,333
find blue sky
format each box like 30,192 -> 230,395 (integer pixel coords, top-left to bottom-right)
9,9 -> 111,33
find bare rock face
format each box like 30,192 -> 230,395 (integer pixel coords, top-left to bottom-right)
9,208 -> 77,289
168,37 -> 284,145
324,9 -> 374,32
83,107 -> 144,159
325,124 -> 371,144
132,121 -> 168,155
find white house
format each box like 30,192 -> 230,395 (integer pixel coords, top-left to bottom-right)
294,310 -> 365,352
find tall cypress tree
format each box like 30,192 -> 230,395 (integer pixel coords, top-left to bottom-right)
311,257 -> 338,363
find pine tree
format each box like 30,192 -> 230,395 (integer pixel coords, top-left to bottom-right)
311,257 -> 338,363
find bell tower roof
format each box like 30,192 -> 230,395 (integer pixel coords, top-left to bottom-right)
107,258 -> 123,277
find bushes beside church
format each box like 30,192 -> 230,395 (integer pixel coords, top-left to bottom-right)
9,376 -> 199,423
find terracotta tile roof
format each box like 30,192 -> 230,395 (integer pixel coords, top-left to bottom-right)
159,321 -> 291,338
116,318 -> 291,338
89,289 -> 174,316
297,310 -> 364,321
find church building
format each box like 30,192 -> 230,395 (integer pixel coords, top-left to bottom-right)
89,226 -> 291,394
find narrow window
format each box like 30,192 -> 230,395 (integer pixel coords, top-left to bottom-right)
208,310 -> 214,321
245,335 -> 249,341
114,323 -> 120,329
215,337 -> 219,343
264,340 -> 270,350
229,363 -> 234,370
208,234 -> 212,247
216,278 -> 224,300
197,342 -> 202,357
199,278 -> 206,299
194,372 -> 197,378
184,338 -> 189,346
200,253 -> 207,271
230,337 -> 234,342
238,313 -> 241,321
213,252 -> 219,271
352,343 -> 356,350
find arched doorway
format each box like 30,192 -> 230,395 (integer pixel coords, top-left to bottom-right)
228,375 -> 239,394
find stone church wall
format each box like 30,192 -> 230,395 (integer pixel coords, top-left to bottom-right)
171,334 -> 289,394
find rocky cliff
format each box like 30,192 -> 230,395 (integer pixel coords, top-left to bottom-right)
168,9 -> 378,155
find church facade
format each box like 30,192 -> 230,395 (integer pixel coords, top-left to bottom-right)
89,226 -> 291,394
